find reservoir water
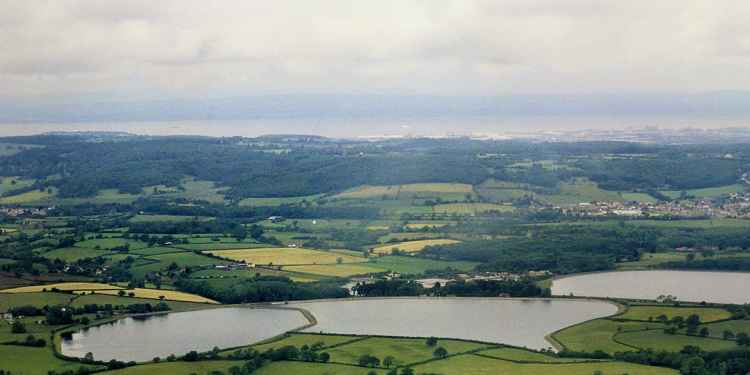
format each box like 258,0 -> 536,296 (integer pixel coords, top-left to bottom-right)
60,307 -> 308,362
61,298 -> 619,361
552,270 -> 750,304
291,297 -> 617,350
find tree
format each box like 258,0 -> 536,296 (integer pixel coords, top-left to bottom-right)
357,354 -> 380,368
425,336 -> 438,347
11,320 -> 26,333
318,352 -> 330,363
84,352 -> 94,363
737,332 -> 750,346
723,330 -> 735,340
699,327 -> 709,337
400,368 -> 415,375
383,355 -> 395,368
433,346 -> 448,358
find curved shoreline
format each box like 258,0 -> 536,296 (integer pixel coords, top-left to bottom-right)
278,296 -> 624,351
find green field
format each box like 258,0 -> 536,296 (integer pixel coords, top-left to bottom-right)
129,252 -> 231,277
478,347 -> 589,363
0,292 -> 75,312
698,319 -> 750,340
0,345 -> 99,375
326,336 -> 491,367
661,184 -> 746,199
42,247 -> 112,262
616,329 -> 738,352
239,194 -> 324,206
0,188 -> 55,204
75,238 -> 147,250
620,192 -> 659,203
239,333 -> 360,353
0,176 -> 35,194
372,239 -> 460,255
129,214 -> 210,223
366,255 -> 478,274
284,263 -> 383,277
99,361 -> 240,375
551,318 -> 662,353
413,354 -> 677,375
537,178 -> 623,205
433,203 -> 513,215
618,305 -> 732,322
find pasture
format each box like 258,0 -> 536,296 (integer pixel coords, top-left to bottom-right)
0,188 -> 55,204
661,184 -> 746,199
209,247 -> 367,266
1,282 -> 121,293
413,354 -> 677,375
0,292 -> 74,311
284,263 -> 382,277
0,176 -> 35,194
536,178 -> 623,205
551,318 -> 662,353
478,347 -> 588,363
616,329 -> 737,352
325,336 -> 491,367
618,305 -> 732,322
433,203 -> 513,215
367,255 -> 478,274
0,345 -> 99,375
41,247 -> 112,262
372,239 -> 460,255
239,194 -> 323,206
86,288 -> 218,304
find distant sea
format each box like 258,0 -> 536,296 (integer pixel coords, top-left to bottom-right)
2,115 -> 749,138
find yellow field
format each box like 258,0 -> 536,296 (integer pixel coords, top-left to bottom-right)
372,239 -> 460,254
89,288 -> 218,304
433,203 -> 514,215
334,185 -> 400,199
209,247 -> 367,266
1,282 -> 121,293
334,183 -> 473,199
404,223 -> 448,229
399,183 -> 473,193
0,189 -> 55,204
284,264 -> 381,277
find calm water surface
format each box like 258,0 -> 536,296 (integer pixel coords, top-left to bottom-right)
552,270 -> 750,304
291,298 -> 617,349
60,307 -> 308,362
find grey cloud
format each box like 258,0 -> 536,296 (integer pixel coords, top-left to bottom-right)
1,0 -> 750,101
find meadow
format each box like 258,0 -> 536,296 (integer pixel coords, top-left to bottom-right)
366,255 -> 478,274
209,247 -> 367,266
1,282 -> 122,293
661,184 -> 746,199
371,239 -> 460,255
82,288 -> 219,304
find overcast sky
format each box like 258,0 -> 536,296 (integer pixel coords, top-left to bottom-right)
1,1 -> 750,127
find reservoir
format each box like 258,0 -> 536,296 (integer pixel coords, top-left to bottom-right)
291,297 -> 617,350
60,307 -> 308,363
61,297 -> 618,361
552,270 -> 750,304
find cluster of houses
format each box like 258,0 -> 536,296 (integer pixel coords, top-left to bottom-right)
0,206 -> 50,217
558,197 -> 740,219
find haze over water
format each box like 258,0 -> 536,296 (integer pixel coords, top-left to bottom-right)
3,115 -> 749,138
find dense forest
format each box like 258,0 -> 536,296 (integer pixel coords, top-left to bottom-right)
0,134 -> 748,199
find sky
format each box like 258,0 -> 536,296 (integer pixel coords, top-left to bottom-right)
1,1 -> 750,134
